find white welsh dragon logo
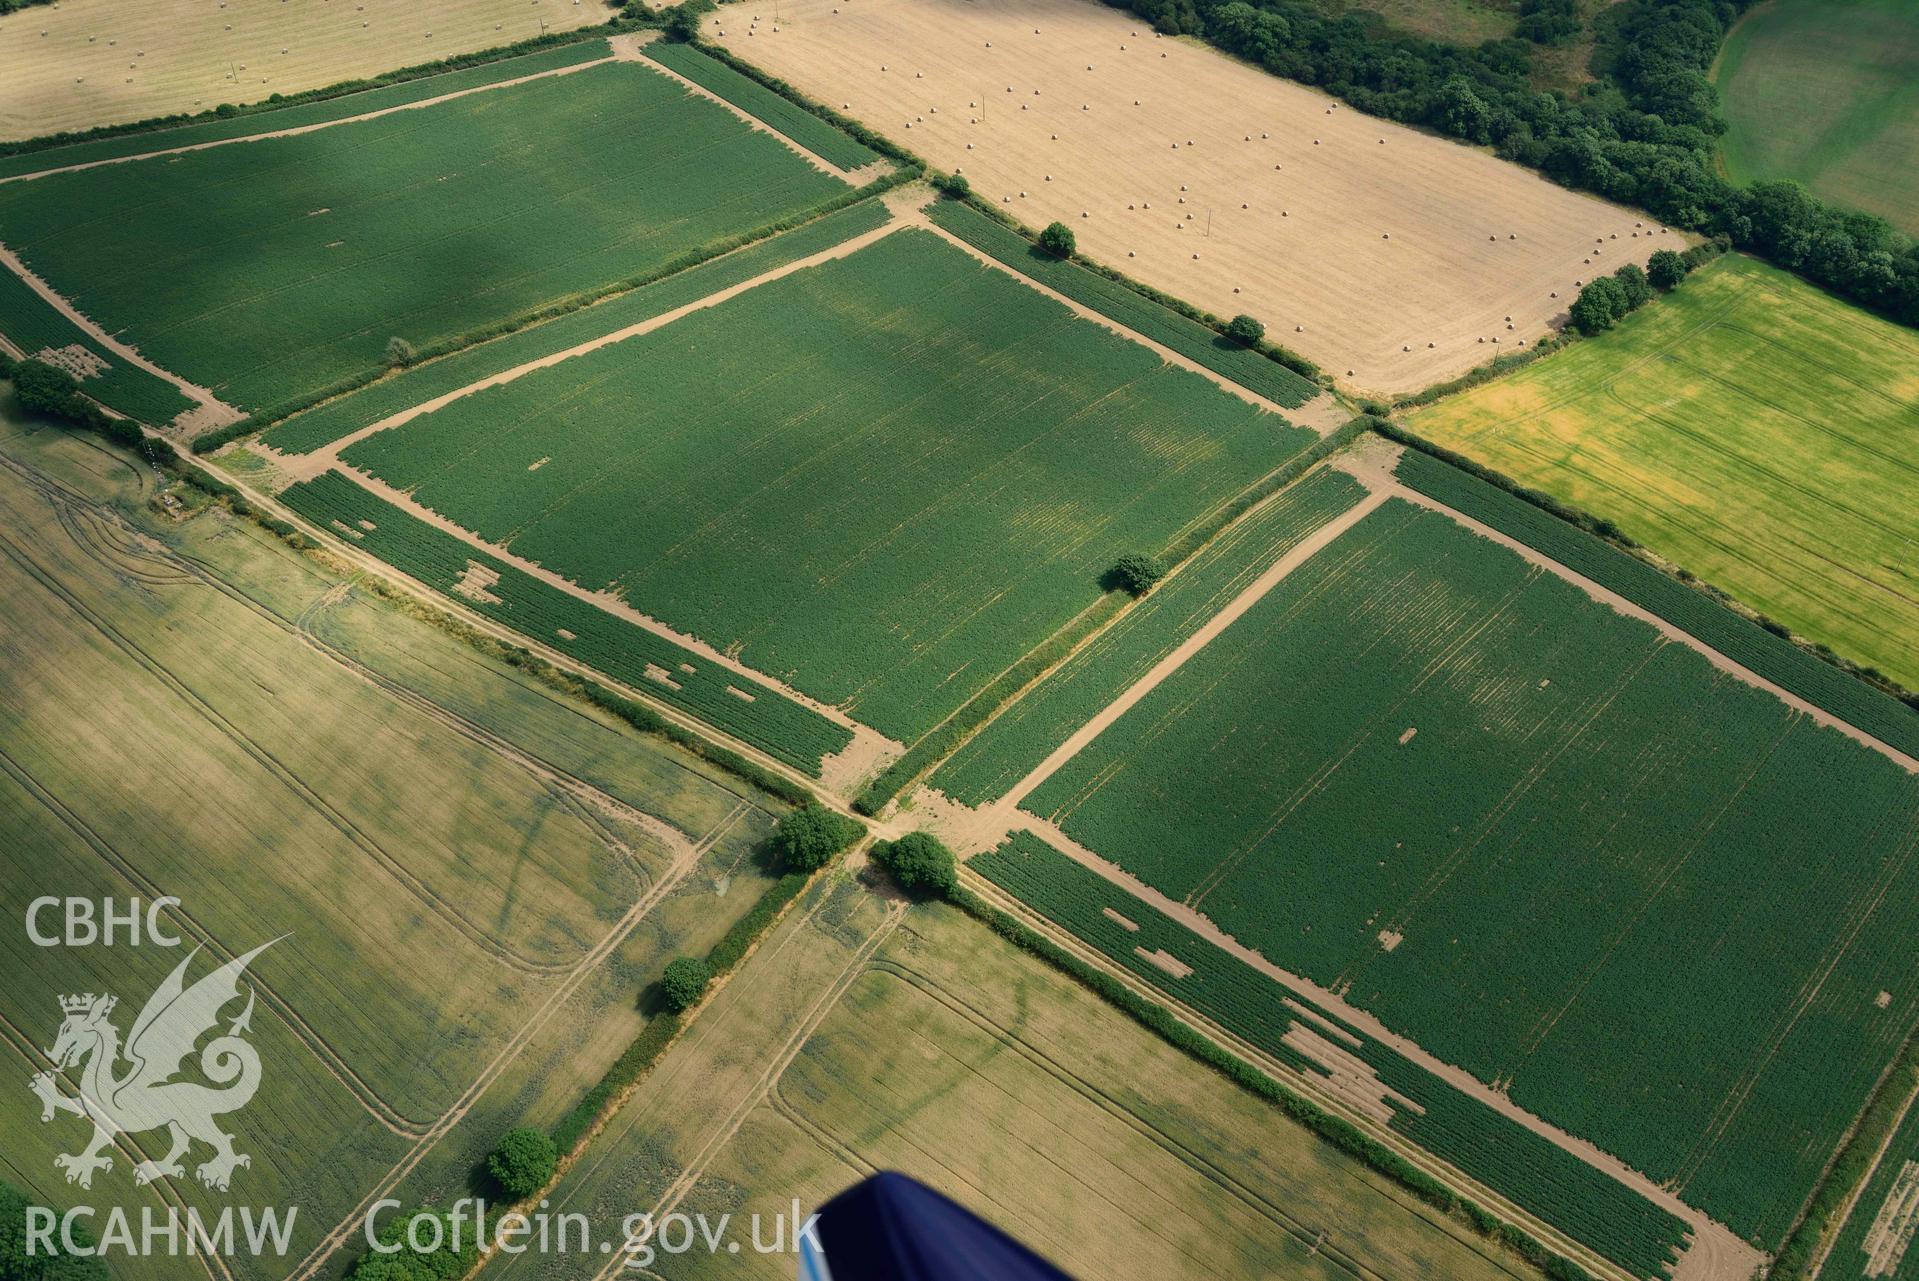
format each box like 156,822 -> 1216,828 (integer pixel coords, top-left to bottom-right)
29,941 -> 274,1192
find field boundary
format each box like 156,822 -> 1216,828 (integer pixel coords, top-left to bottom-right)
951,872 -> 1701,1281
0,47 -> 616,185
1384,434 -> 1919,768
0,30 -> 615,171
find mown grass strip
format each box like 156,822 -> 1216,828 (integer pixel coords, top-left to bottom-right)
277,472 -> 852,774
926,198 -> 1318,408
0,40 -> 612,181
262,199 -> 892,455
641,40 -> 881,172
1390,442 -> 1919,761
0,270 -> 194,424
971,832 -> 1689,1280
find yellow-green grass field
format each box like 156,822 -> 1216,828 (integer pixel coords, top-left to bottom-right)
485,874 -> 1540,1281
1714,0 -> 1919,236
1405,254 -> 1919,691
0,0 -> 606,141
0,406 -> 786,1279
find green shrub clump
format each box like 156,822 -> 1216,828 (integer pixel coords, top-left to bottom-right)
1225,313 -> 1265,346
772,802 -> 863,870
1037,221 -> 1075,258
659,956 -> 713,1012
1107,552 -> 1166,597
872,832 -> 957,898
486,1127 -> 558,1199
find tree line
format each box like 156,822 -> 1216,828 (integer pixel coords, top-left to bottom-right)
1102,0 -> 1919,328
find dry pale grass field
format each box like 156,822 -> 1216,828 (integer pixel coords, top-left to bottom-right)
714,0 -> 1668,393
0,0 -> 607,139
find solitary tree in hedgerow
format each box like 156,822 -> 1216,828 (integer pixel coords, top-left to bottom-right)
772,802 -> 863,871
486,1127 -> 558,1200
1646,248 -> 1689,290
1612,262 -> 1654,309
1225,313 -> 1265,347
1038,221 -> 1076,258
384,336 -> 415,368
1107,552 -> 1166,597
872,833 -> 957,899
1568,276 -> 1629,334
659,956 -> 712,1012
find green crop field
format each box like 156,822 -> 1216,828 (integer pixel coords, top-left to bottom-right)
490,872 -> 1547,1281
1714,0 -> 1919,235
1404,254 -> 1919,693
927,200 -> 1320,409
0,266 -> 193,424
277,472 -> 854,774
0,409 -> 790,1279
932,466 -> 1369,805
1022,496 -> 1919,1246
974,831 -> 1692,1279
338,228 -> 1314,744
261,199 -> 892,455
0,55 -> 849,415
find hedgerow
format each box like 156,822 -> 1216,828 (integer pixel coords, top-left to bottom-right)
276,472 -> 851,774
642,41 -> 881,171
931,465 -> 1367,805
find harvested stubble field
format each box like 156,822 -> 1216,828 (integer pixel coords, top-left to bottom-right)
0,0 -> 604,140
0,49 -> 850,414
1405,254 -> 1919,693
495,874 -> 1539,1281
1021,495 -> 1919,1246
710,0 -> 1664,394
0,412 -> 794,1277
338,228 -> 1314,744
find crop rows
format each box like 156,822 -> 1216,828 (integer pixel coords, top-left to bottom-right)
641,41 -> 881,172
0,40 -> 613,180
926,200 -> 1318,408
263,199 -> 892,454
1394,447 -> 1919,760
0,59 -> 848,412
931,467 -> 1367,804
0,266 -> 193,423
974,831 -> 1692,1279
339,229 -> 1308,743
278,472 -> 852,773
1023,498 -> 1919,1245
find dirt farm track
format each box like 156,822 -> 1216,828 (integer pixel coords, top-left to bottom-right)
717,0 -> 1667,393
